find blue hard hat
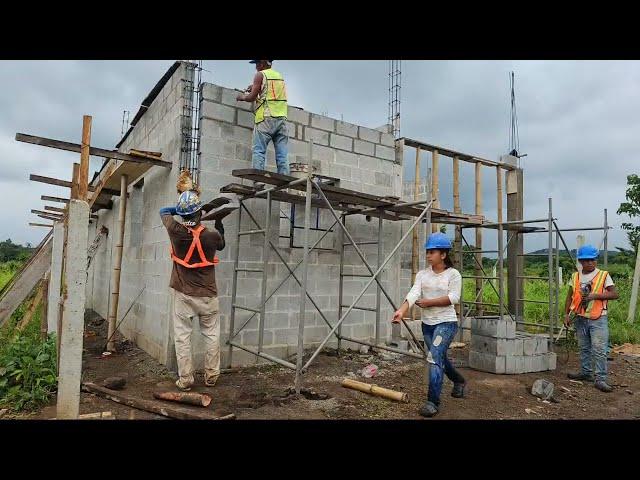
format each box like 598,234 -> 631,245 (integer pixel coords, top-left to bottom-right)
425,232 -> 452,250
577,244 -> 599,260
176,190 -> 202,216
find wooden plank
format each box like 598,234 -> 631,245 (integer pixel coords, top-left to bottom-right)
42,195 -> 69,204
78,116 -> 92,200
32,209 -> 62,218
89,160 -> 119,209
402,137 -> 516,170
30,174 -> 120,196
45,206 -> 66,213
29,223 -> 54,228
81,383 -> 235,420
71,163 -> 80,200
16,133 -> 172,168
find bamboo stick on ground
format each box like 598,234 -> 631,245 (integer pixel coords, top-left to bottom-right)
341,378 -> 409,403
153,391 -> 212,407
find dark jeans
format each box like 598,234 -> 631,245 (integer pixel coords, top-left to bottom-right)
422,321 -> 465,406
575,315 -> 608,382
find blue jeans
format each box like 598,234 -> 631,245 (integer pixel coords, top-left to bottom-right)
252,117 -> 289,175
574,315 -> 608,382
422,322 -> 465,406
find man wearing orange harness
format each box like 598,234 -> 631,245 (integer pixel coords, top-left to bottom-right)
563,244 -> 619,393
160,190 -> 226,391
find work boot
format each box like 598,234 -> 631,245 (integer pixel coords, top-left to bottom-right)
175,377 -> 194,392
595,380 -> 613,393
418,401 -> 439,418
567,372 -> 594,382
451,381 -> 466,398
204,374 -> 219,387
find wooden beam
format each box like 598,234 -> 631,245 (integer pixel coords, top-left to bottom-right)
32,209 -> 62,218
79,116 -> 92,201
16,133 -> 171,168
37,213 -> 63,221
431,149 -> 440,234
30,174 -> 120,196
45,206 -> 66,213
29,223 -> 54,228
475,162 -> 483,317
71,163 -> 80,200
402,137 -> 516,170
41,195 -> 69,204
88,160 -> 119,209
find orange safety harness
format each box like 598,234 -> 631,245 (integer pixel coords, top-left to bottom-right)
169,224 -> 219,268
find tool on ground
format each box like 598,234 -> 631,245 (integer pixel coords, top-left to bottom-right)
341,378 -> 409,403
102,285 -> 146,352
153,391 -> 212,407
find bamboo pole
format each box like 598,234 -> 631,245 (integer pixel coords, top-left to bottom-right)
341,378 -> 409,403
453,156 -> 461,319
153,391 -> 212,407
106,174 -> 128,352
78,116 -> 91,201
475,162 -> 483,316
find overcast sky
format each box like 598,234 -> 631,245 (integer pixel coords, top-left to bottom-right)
0,60 -> 636,253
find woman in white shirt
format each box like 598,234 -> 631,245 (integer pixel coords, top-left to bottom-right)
391,232 -> 465,418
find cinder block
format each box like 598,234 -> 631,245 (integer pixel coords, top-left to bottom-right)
376,144 -> 395,161
354,139 -> 375,156
310,114 -> 336,132
221,88 -> 251,111
469,350 -> 506,374
201,101 -> 236,124
380,132 -> 395,147
286,122 -> 296,138
358,126 -> 381,144
237,110 -> 255,129
374,172 -> 392,187
335,150 -> 359,167
201,83 -> 222,102
330,133 -> 353,151
288,107 -> 309,125
358,155 -> 380,171
470,317 -> 516,339
505,355 -> 525,374
336,121 -> 358,137
303,126 -> 330,146
547,352 -> 557,370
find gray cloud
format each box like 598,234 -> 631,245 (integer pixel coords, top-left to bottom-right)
0,60 -> 636,253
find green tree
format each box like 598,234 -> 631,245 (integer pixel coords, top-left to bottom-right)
617,173 -> 640,253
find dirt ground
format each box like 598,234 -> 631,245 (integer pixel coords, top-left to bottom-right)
7,311 -> 640,420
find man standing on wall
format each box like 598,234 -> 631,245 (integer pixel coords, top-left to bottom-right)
236,60 -> 290,176
160,190 -> 226,391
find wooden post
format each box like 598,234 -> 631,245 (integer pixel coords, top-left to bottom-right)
40,272 -> 49,340
431,149 -> 439,234
78,116 -> 92,201
71,163 -> 80,200
411,147 -> 421,284
106,175 -> 128,352
475,162 -> 483,316
453,156 -> 461,319
628,242 -> 640,323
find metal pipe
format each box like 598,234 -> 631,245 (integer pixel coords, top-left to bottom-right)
311,180 -> 427,354
553,221 -> 576,264
341,305 -> 377,312
340,273 -> 372,277
252,176 -> 308,198
498,223 -> 504,322
548,198 -> 553,344
343,241 -> 379,246
337,214 -> 346,353
462,275 -> 499,280
258,191 -> 271,354
555,229 -> 560,350
226,202 -> 242,367
463,301 -> 503,307
375,215 -> 383,348
353,198 -> 430,216
295,172 -> 313,392
228,341 -> 296,369
106,174 -> 128,352
517,298 -> 554,305
302,200 -> 433,372
238,229 -> 265,236
531,227 -> 612,233
235,268 -> 263,273
465,217 -> 552,228
233,304 -> 261,313
338,335 -> 424,359
517,275 -> 551,281
604,209 -> 608,268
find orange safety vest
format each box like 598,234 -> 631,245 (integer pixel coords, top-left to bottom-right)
169,224 -> 219,269
569,269 -> 609,320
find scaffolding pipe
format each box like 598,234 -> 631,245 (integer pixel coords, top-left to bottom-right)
226,201 -> 243,367
376,215 -> 383,348
258,191 -> 272,354
548,198 -> 554,348
106,174 -> 128,352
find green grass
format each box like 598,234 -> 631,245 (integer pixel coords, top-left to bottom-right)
0,260 -> 23,291
462,267 -> 640,345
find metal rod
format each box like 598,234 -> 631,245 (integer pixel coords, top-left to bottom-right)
555,229 -> 560,345
517,275 -> 551,280
233,304 -> 261,313
465,218 -> 552,228
531,227 -> 612,233
462,301 -> 503,307
462,276 -> 499,280
238,229 -> 265,236
548,197 -> 553,345
295,173 -> 313,392
338,335 -> 424,359
498,223 -> 504,322
302,199 -> 433,372
226,202 -> 242,367
352,198 -> 430,216
340,273 -> 372,277
603,208 -> 608,268
517,298 -> 555,305
235,268 -> 263,273
311,180 -> 428,355
343,241 -> 379,246
341,305 -> 377,312
228,341 -> 296,369
258,191 -> 272,354
553,221 -> 576,264
251,176 -> 308,198
375,215 -> 383,348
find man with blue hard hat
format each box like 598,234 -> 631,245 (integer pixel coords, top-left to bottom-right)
160,190 -> 226,391
563,244 -> 618,392
236,60 -> 289,179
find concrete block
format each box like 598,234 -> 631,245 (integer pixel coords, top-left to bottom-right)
330,133 -> 353,151
354,139 -> 375,156
237,110 -> 255,129
376,144 -> 395,161
469,350 -> 506,374
288,107 -> 309,125
286,122 -> 296,138
374,172 -> 392,188
221,88 -> 252,111
310,114 -> 335,132
471,336 -> 523,356
336,121 -> 358,137
358,155 -> 380,171
505,355 -> 525,374
380,132 -> 395,147
470,317 -> 516,339
303,126 -> 330,146
201,100 -> 236,124
335,150 -> 359,167
547,352 -> 557,370
358,126 -> 381,144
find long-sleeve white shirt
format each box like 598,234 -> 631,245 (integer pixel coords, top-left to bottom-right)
405,267 -> 462,325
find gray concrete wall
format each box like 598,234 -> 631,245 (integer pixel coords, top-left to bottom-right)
88,62 -> 414,369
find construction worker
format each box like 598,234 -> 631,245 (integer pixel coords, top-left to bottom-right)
236,60 -> 289,176
391,233 -> 466,418
564,244 -> 619,393
160,190 -> 226,391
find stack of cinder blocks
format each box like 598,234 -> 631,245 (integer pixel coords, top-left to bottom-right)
469,316 -> 557,374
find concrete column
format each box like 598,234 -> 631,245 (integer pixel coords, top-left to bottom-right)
56,199 -> 90,419
47,221 -> 65,334
503,155 -> 523,324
